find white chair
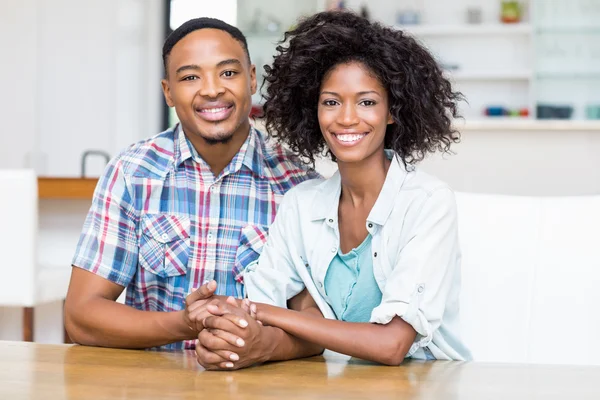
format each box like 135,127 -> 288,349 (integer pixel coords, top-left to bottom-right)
456,192 -> 600,365
0,169 -> 72,342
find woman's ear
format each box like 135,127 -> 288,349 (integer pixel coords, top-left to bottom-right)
387,112 -> 394,125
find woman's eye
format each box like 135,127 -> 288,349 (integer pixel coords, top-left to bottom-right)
361,100 -> 376,106
322,100 -> 338,106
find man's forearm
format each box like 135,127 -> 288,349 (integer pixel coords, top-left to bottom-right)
65,296 -> 193,349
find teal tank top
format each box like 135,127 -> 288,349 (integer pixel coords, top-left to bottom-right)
324,234 -> 382,323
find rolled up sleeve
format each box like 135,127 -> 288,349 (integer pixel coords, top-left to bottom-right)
244,189 -> 305,306
370,187 -> 460,356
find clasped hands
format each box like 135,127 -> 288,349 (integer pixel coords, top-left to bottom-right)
183,280 -> 271,370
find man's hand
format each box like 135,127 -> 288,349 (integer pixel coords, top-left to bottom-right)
195,298 -> 272,370
182,280 -> 217,335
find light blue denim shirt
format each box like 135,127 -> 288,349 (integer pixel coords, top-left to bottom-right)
245,151 -> 471,361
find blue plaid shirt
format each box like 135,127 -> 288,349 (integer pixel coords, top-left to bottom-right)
72,124 -> 318,350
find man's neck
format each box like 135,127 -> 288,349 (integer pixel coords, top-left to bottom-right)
186,124 -> 251,176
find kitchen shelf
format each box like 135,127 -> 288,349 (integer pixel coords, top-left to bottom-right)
449,70 -> 533,81
38,178 -> 98,199
396,23 -> 532,36
457,119 -> 600,131
536,72 -> 600,79
536,26 -> 600,33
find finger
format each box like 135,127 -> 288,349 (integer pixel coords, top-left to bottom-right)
195,342 -> 235,370
226,296 -> 239,307
205,308 -> 249,329
206,302 -> 250,324
186,280 -> 217,306
206,302 -> 231,317
187,298 -> 208,313
209,328 -> 246,349
188,307 -> 212,325
250,302 -> 257,320
203,316 -> 247,343
199,330 -> 241,360
241,298 -> 251,314
199,328 -> 237,350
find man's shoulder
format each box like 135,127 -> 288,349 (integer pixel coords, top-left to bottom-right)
255,129 -> 321,195
113,128 -> 177,179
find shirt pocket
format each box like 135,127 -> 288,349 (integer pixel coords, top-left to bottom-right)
232,224 -> 269,283
139,214 -> 190,278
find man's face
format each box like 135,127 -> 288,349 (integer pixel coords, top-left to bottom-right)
162,29 -> 257,145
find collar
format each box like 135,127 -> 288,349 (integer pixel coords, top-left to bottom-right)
174,124 -> 265,178
309,150 -> 408,227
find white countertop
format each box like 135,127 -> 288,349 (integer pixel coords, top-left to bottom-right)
457,119 -> 600,131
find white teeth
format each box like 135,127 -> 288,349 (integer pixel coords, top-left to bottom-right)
201,107 -> 228,113
337,134 -> 365,142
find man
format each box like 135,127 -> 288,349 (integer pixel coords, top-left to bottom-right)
64,17 -> 318,350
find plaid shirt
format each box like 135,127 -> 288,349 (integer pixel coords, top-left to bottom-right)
72,124 -> 318,350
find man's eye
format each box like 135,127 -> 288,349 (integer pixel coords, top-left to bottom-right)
182,76 -> 198,81
222,70 -> 237,77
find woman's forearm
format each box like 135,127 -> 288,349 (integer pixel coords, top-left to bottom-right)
257,303 -> 416,365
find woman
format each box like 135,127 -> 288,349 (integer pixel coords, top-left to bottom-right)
199,10 -> 471,366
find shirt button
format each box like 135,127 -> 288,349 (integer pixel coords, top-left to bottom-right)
208,234 -> 213,241
319,282 -> 323,288
418,285 -> 424,293
161,233 -> 169,241
373,252 -> 378,257
367,223 -> 373,228
331,247 -> 337,253
328,219 -> 334,223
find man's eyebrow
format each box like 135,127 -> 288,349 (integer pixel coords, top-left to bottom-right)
216,58 -> 243,68
175,64 -> 200,74
175,59 -> 243,75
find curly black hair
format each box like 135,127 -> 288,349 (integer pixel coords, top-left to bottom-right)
262,11 -> 463,166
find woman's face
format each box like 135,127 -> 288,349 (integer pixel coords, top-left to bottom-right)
318,62 -> 393,165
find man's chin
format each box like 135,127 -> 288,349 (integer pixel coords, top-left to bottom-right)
202,135 -> 233,146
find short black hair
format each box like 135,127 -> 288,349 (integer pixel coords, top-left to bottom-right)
162,17 -> 251,77
263,11 -> 462,166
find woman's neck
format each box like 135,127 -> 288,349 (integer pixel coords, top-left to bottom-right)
337,151 -> 391,208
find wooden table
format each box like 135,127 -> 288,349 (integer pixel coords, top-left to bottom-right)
2,341 -> 599,400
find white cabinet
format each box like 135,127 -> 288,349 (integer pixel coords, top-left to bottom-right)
0,0 -> 163,177
0,0 -> 38,171
533,0 -> 600,120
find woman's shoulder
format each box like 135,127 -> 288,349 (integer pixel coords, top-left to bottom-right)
402,166 -> 454,198
283,174 -> 336,202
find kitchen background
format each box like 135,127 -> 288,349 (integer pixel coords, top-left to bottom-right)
0,0 -> 599,343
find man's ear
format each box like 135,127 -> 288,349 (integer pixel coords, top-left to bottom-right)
249,64 -> 257,95
161,79 -> 174,107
